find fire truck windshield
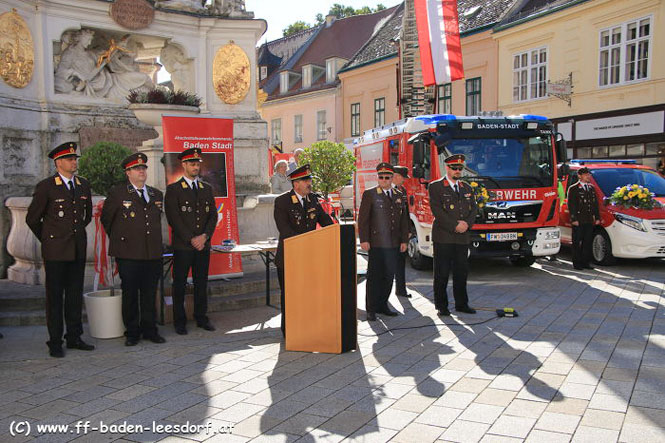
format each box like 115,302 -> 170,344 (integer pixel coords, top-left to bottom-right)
438,136 -> 554,189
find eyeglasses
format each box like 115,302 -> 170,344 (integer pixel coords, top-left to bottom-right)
378,175 -> 393,180
447,165 -> 464,171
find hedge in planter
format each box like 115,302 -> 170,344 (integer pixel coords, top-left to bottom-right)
78,142 -> 131,196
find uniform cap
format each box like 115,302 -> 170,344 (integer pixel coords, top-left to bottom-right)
578,167 -> 591,175
178,148 -> 203,162
122,153 -> 148,170
48,142 -> 79,160
288,164 -> 312,181
444,154 -> 465,165
393,166 -> 409,178
376,162 -> 394,174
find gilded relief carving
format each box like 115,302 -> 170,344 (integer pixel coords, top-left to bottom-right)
212,42 -> 250,105
0,9 -> 34,89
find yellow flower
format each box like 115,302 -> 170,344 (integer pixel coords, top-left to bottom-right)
471,182 -> 478,187
478,203 -> 484,208
621,186 -> 628,192
644,188 -> 649,193
623,196 -> 629,200
632,184 -> 639,190
628,191 -> 636,198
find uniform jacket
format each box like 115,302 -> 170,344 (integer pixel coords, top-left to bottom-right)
26,174 -> 92,261
101,181 -> 164,260
357,186 -> 409,248
164,178 -> 217,250
428,177 -> 478,244
567,181 -> 600,225
273,189 -> 334,267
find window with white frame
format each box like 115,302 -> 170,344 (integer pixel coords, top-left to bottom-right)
271,118 -> 282,145
280,72 -> 289,94
294,114 -> 303,143
512,48 -> 547,102
317,110 -> 327,140
260,66 -> 267,80
351,103 -> 360,136
326,59 -> 336,83
599,16 -> 651,86
302,65 -> 312,88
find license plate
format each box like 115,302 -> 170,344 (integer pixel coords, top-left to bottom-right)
487,232 -> 518,241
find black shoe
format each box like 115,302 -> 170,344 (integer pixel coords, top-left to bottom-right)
584,265 -> 595,270
125,337 -> 139,346
379,309 -> 399,317
147,334 -> 166,344
573,265 -> 584,270
197,322 -> 216,332
366,312 -> 377,321
49,347 -> 65,358
66,338 -> 95,351
175,326 -> 188,335
455,306 -> 477,314
397,292 -> 413,298
437,309 -> 451,316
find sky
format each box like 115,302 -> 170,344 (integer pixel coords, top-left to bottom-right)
245,0 -> 403,43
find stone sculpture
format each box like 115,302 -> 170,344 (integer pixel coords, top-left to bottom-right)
160,43 -> 194,93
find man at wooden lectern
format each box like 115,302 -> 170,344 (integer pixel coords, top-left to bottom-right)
273,164 -> 334,336
358,163 -> 409,321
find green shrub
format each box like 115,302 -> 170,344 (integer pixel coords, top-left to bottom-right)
78,142 -> 132,196
127,87 -> 202,107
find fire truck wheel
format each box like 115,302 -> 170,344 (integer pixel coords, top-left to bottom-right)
592,229 -> 616,265
408,227 -> 432,270
509,256 -> 536,267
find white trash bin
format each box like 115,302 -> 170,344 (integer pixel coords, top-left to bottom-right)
83,289 -> 124,339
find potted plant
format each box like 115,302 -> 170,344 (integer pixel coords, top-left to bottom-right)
77,141 -> 132,339
127,87 -> 202,126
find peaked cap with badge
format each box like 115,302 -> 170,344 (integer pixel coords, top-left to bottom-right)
444,153 -> 465,165
393,166 -> 409,179
122,153 -> 148,170
376,162 -> 394,174
48,141 -> 80,160
288,164 -> 312,181
178,148 -> 203,162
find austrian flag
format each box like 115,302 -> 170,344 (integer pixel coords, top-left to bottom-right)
414,0 -> 464,86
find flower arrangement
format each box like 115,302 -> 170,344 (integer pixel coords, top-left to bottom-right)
469,181 -> 495,208
608,184 -> 658,210
127,87 -> 202,107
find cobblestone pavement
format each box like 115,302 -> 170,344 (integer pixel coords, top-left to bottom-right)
1,250 -> 664,442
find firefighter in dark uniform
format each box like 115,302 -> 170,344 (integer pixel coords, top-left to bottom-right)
165,148 -> 217,335
392,165 -> 413,298
26,141 -> 94,358
358,163 -> 409,321
273,164 -> 334,336
429,154 -> 478,316
101,153 -> 166,346
567,167 -> 600,270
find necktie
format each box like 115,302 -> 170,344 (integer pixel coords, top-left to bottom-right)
454,183 -> 459,195
192,181 -> 198,197
386,189 -> 392,200
67,180 -> 75,195
138,188 -> 148,203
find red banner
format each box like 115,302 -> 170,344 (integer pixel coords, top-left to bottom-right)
414,0 -> 464,86
162,116 -> 242,277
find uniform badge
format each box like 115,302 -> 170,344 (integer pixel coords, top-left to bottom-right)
377,187 -> 383,194
55,198 -> 65,203
205,206 -> 209,212
181,206 -> 187,212
130,211 -> 135,218
310,213 -> 316,219
181,181 -> 189,189
450,204 -> 455,209
75,177 -> 81,185
54,176 -> 62,185
80,195 -> 88,200
291,195 -> 298,204
396,198 -> 402,204
58,211 -> 64,217
155,201 -> 162,209
123,201 -> 132,209
199,182 -> 204,188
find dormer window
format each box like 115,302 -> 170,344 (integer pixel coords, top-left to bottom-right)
302,65 -> 312,88
279,70 -> 301,94
260,66 -> 267,81
326,59 -> 336,83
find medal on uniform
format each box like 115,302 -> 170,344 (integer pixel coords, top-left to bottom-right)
310,213 -> 315,219
205,206 -> 209,212
58,211 -> 64,217
130,211 -> 135,218
188,207 -> 192,212
450,204 -> 455,209
123,201 -> 132,209
181,206 -> 187,212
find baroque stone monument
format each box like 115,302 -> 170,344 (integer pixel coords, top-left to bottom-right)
0,0 -> 270,282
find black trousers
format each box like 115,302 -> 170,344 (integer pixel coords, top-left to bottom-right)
572,223 -> 594,268
433,242 -> 470,310
277,266 -> 286,337
172,248 -> 210,328
366,247 -> 398,314
395,251 -> 408,295
44,259 -> 85,348
116,258 -> 160,340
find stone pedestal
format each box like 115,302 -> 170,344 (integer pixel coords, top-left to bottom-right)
6,196 -> 105,286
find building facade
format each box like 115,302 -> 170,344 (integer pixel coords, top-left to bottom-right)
495,0 -> 665,169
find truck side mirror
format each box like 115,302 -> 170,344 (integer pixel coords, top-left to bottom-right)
555,132 -> 567,163
558,163 -> 570,177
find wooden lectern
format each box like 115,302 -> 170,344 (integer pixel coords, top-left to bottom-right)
284,223 -> 357,353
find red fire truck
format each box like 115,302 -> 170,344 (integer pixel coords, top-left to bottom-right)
349,114 -> 567,268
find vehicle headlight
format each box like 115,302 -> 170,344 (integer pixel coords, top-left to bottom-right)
544,229 -> 560,240
614,213 -> 647,232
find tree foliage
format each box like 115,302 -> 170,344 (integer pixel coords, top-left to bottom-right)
300,141 -> 356,200
78,142 -> 132,196
282,21 -> 312,37
289,3 -> 387,26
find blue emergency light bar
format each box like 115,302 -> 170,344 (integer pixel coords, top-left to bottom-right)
413,114 -> 457,125
518,114 -> 548,121
570,159 -> 637,164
